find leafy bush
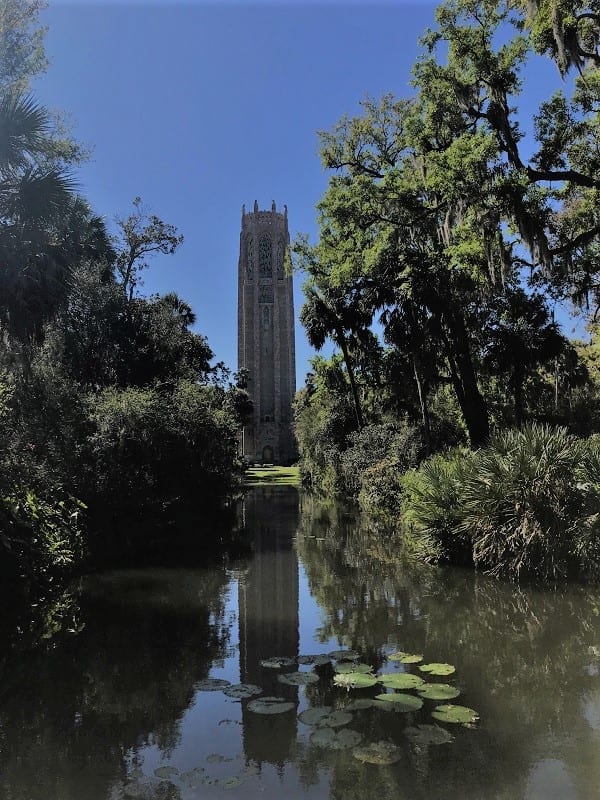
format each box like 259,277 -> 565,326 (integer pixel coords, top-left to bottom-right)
401,448 -> 475,565
358,458 -> 404,519
461,425 -> 600,580
0,487 -> 86,584
402,424 -> 600,580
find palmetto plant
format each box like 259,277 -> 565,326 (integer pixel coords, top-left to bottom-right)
461,424 -> 600,580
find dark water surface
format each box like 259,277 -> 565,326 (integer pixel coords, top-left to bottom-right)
2,487 -> 600,799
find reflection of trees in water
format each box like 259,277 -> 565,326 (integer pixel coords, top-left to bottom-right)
296,496 -> 600,800
0,567 -> 232,800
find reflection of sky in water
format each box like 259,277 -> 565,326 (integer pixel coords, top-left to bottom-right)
526,759 -> 575,800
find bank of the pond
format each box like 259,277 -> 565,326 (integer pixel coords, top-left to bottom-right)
244,465 -> 301,487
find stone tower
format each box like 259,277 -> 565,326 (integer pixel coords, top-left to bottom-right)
238,200 -> 297,464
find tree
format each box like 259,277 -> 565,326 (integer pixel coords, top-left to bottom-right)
0,0 -> 48,94
113,197 -> 184,302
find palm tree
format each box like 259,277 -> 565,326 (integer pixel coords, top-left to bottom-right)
0,91 -> 77,341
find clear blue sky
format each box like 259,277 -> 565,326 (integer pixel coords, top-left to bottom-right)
36,1 -> 571,384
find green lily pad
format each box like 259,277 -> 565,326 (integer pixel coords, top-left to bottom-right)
417,683 -> 460,701
277,671 -> 319,686
328,649 -> 359,661
311,726 -> 363,750
223,683 -> 263,699
122,781 -> 148,799
322,709 -> 353,727
374,692 -> 423,712
207,753 -> 233,763
260,656 -> 296,669
247,696 -> 295,715
388,652 -> 423,664
404,724 -> 455,746
333,672 -> 378,690
419,663 -> 456,676
345,698 -> 374,711
154,766 -> 179,779
334,662 -> 373,674
352,741 -> 403,765
298,706 -> 333,726
297,654 -> 330,666
196,678 -> 231,691
431,704 -> 479,725
379,672 -> 424,690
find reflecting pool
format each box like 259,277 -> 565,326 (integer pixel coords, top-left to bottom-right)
1,486 -> 600,799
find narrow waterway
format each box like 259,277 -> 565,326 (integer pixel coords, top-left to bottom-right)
2,486 -> 600,799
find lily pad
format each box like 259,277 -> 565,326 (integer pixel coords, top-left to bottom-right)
311,726 -> 363,750
196,678 -> 231,691
223,683 -> 263,699
431,704 -> 479,725
404,724 -> 455,747
207,753 -> 233,763
298,654 -> 330,666
334,662 -> 373,675
345,698 -> 374,711
352,741 -> 403,765
333,672 -> 378,690
154,766 -> 179,779
388,652 -> 423,664
419,663 -> 456,676
374,692 -> 423,712
247,696 -> 295,715
298,706 -> 333,726
260,656 -> 296,669
379,672 -> 424,690
417,683 -> 460,701
277,671 -> 319,686
328,649 -> 359,661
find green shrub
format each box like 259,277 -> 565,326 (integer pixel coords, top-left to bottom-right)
358,458 -> 404,518
0,487 -> 86,584
461,424 -> 600,580
401,448 -> 475,564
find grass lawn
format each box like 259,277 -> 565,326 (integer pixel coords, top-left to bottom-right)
244,465 -> 301,487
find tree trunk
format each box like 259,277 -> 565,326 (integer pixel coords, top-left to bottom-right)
412,353 -> 431,453
435,303 -> 490,448
337,332 -> 364,431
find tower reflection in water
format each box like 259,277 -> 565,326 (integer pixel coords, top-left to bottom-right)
237,487 -> 300,768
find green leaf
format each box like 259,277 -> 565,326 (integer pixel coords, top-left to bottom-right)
431,704 -> 479,725
379,672 -> 424,689
419,663 -> 456,676
374,692 -> 423,711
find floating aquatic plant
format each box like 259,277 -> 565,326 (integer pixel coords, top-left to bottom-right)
260,656 -> 296,669
431,704 -> 479,725
333,672 -> 378,690
352,741 -> 403,765
374,692 -> 423,712
154,766 -> 179,779
277,671 -> 319,686
247,696 -> 295,715
223,683 -> 263,699
179,767 -> 205,789
417,683 -> 460,701
419,663 -> 456,676
328,649 -> 359,661
334,662 -> 373,675
311,727 -> 363,750
298,706 -> 352,727
388,652 -> 423,664
379,672 -> 424,690
404,724 -> 455,746
297,654 -> 330,666
196,678 -> 231,691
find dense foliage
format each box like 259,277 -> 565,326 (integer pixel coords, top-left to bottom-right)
0,4 -> 247,586
294,0 -> 600,579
